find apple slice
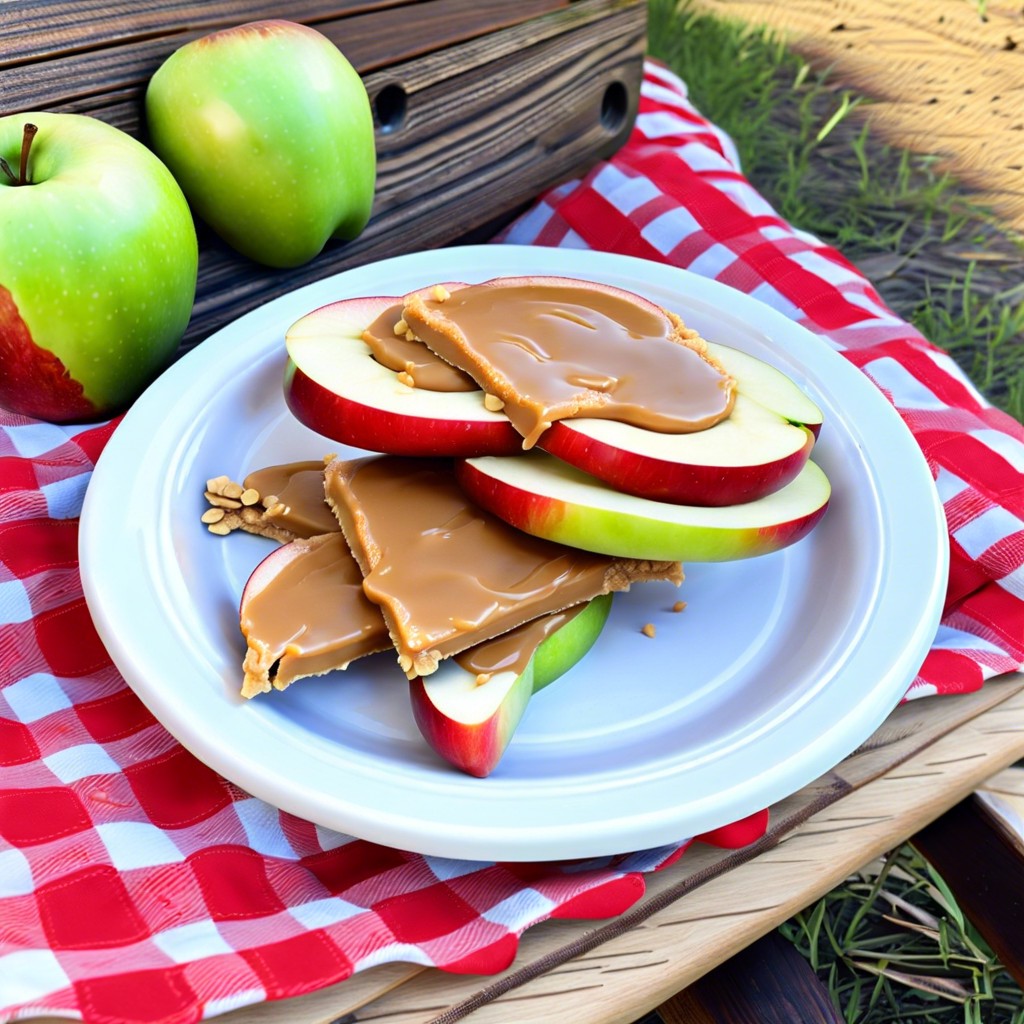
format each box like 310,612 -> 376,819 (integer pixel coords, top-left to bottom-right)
536,341 -> 822,506
706,342 -> 823,439
410,595 -> 613,777
538,394 -> 814,507
284,295 -> 521,456
456,452 -> 831,562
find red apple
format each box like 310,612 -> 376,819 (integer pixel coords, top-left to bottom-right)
456,452 -> 831,562
409,595 -> 612,777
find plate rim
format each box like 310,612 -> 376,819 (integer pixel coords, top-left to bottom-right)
79,244 -> 949,860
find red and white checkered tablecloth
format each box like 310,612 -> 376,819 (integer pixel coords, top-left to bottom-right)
1,61 -> 1021,1024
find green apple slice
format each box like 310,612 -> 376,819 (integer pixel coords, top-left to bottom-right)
457,453 -> 831,562
409,594 -> 613,777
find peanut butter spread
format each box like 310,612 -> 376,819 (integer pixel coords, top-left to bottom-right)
361,302 -> 477,392
453,605 -> 583,680
239,532 -> 388,698
243,461 -> 340,538
401,278 -> 736,448
324,455 -> 682,678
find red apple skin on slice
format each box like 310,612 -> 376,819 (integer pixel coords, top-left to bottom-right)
284,294 -> 521,457
409,595 -> 613,778
456,453 -> 831,563
538,396 -> 815,507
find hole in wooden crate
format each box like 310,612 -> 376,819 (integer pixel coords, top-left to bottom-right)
600,80 -> 628,133
374,83 -> 408,133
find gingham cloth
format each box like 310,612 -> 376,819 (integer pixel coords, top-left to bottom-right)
1,61 -> 1021,1024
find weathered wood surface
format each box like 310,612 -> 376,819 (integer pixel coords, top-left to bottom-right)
1,0 -> 646,350
976,764 -> 1024,859
29,676 -> 1016,1024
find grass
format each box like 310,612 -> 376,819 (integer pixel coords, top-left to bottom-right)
645,1 -> 1024,1020
780,846 -> 1024,1023
647,0 -> 1024,423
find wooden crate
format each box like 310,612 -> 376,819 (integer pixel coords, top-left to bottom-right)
1,0 -> 647,349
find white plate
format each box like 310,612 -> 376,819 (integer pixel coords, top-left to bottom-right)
79,245 -> 948,861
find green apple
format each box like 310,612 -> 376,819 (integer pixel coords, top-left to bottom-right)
0,113 -> 198,422
145,20 -> 376,268
409,595 -> 613,777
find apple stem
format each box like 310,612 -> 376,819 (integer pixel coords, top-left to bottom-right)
1,124 -> 38,186
18,123 -> 38,185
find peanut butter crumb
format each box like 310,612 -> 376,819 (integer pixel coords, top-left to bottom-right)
206,474 -> 231,495
483,393 -> 505,412
642,623 -> 657,639
405,330 -> 416,342
431,284 -> 450,302
261,493 -> 279,509
475,673 -> 492,687
672,600 -> 687,613
394,317 -> 409,335
201,508 -> 226,524
204,491 -> 243,509
397,371 -> 416,388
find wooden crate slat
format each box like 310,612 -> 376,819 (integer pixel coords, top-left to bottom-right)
1,0 -> 570,117
0,0 -> 401,65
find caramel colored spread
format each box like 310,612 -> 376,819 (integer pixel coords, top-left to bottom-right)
243,461 -> 339,538
239,532 -> 389,697
324,455 -> 682,678
454,606 -> 582,680
361,302 -> 477,392
401,279 -> 735,448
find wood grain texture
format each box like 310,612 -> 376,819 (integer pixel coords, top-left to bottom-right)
0,1 -> 569,115
0,1 -> 567,67
687,0 -> 1024,235
976,765 -> 1024,858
